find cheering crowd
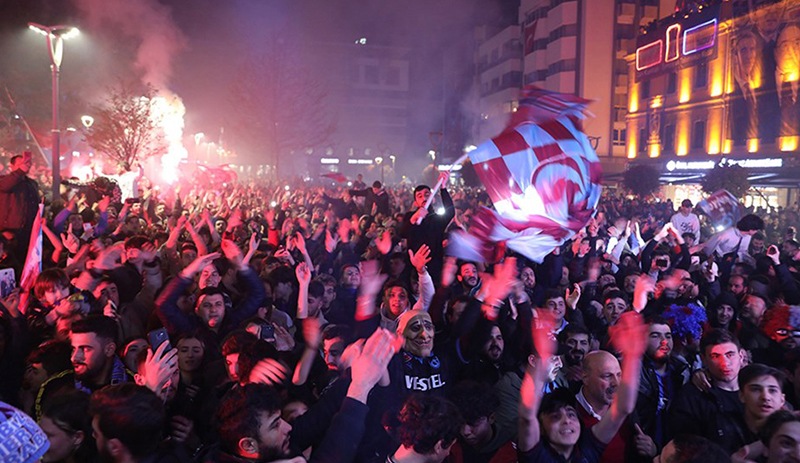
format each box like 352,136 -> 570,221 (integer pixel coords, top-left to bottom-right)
4,150 -> 800,463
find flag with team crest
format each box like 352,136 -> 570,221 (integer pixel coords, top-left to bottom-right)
447,86 -> 602,263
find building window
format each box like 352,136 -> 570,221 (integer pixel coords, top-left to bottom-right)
365,65 -> 379,84
663,123 -> 676,154
491,77 -> 500,91
547,59 -> 577,75
639,128 -> 647,153
491,49 -> 499,63
694,62 -> 708,88
613,128 -> 627,146
386,66 -> 400,86
692,120 -> 706,150
549,24 -> 578,42
641,80 -> 651,100
667,72 -> 677,94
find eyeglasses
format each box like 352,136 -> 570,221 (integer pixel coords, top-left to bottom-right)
774,328 -> 800,337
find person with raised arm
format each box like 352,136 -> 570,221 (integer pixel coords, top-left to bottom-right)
518,310 -> 647,462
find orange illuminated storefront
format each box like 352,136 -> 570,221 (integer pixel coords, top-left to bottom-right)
625,0 -> 799,201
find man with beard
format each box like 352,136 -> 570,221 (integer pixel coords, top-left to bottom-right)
89,383 -> 180,462
635,318 -> 690,456
555,325 -> 592,391
669,329 -> 748,454
459,323 -> 510,385
70,316 -> 131,394
207,328 -> 396,462
401,176 -> 454,285
454,261 -> 482,297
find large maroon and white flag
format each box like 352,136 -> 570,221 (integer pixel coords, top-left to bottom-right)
449,87 -> 602,263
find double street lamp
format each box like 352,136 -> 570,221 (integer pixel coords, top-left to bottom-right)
28,22 -> 80,198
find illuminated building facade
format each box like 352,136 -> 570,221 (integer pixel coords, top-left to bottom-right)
626,0 -> 800,206
477,0 -> 674,173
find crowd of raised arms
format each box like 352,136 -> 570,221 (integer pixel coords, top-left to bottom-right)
4,152 -> 800,463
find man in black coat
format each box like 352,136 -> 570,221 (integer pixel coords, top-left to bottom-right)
349,181 -> 391,217
0,152 -> 39,262
401,176 -> 454,284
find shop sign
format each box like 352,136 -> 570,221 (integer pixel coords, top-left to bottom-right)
665,158 -> 783,172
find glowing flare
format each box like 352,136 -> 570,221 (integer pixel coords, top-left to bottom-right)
150,93 -> 188,184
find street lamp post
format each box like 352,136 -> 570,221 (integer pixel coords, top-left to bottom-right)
375,156 -> 384,184
28,22 -> 79,198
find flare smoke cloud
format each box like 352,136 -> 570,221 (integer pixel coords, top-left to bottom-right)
73,0 -> 186,89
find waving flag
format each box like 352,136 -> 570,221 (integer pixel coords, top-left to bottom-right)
697,190 -> 742,232
448,86 -> 602,263
321,172 -> 348,183
20,204 -> 44,290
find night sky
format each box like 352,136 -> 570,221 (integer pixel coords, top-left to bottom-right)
0,0 -> 515,169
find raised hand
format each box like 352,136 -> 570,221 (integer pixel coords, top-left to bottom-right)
295,262 -> 311,286
337,218 -> 351,244
140,241 -> 157,263
248,358 -> 288,385
479,257 -> 519,317
408,244 -> 432,273
633,424 -> 657,457
294,231 -> 307,254
359,260 -> 387,297
94,242 -> 126,271
272,325 -> 296,352
181,252 -> 221,279
376,230 -> 392,256
441,256 -> 457,287
0,288 -> 21,318
632,274 -> 655,313
220,239 -> 244,269
533,311 -> 557,363
302,317 -> 322,350
411,206 -> 428,225
437,170 -> 449,187
61,223 -> 80,255
225,209 -> 244,231
325,229 -> 339,254
565,283 -> 581,310
97,195 -> 111,213
348,328 -> 398,402
141,342 -> 179,401
608,311 -> 647,359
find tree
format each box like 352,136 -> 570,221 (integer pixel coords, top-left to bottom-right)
701,162 -> 751,198
228,33 -> 335,177
622,164 -> 662,198
84,81 -> 167,172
